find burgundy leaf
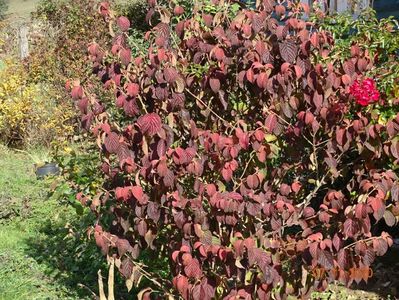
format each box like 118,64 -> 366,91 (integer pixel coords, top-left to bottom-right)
209,77 -> 221,93
317,249 -> 334,269
104,132 -> 120,153
184,258 -> 202,278
265,114 -> 278,132
117,16 -> 131,32
137,113 -> 162,136
279,40 -> 297,64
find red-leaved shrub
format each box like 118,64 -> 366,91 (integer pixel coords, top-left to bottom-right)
72,0 -> 399,298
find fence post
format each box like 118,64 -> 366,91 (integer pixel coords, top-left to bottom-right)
19,25 -> 29,60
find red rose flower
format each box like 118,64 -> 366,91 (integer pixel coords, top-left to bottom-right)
349,78 -> 380,106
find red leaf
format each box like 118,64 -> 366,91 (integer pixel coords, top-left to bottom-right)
184,258 -> 202,278
343,60 -> 355,77
126,83 -> 140,97
373,238 -> 388,256
120,48 -> 131,66
363,249 -> 375,266
104,132 -> 120,153
222,167 -> 232,182
383,210 -> 396,227
336,128 -> 346,146
137,113 -> 162,136
309,242 -> 318,258
174,6 -> 184,16
310,33 -> 319,48
294,65 -> 303,78
303,207 -> 315,218
256,72 -> 268,89
120,258 -> 134,278
342,74 -> 352,86
247,174 -> 259,189
333,234 -> 343,252
265,114 -> 278,132
280,183 -> 291,196
343,218 -> 358,238
242,24 -> 252,37
137,220 -> 147,236
117,16 -> 130,32
163,170 -> 175,187
131,186 -> 145,204
192,278 -> 215,300
213,48 -> 225,61
275,5 -> 286,17
279,40 -> 297,64
313,92 -> 323,109
368,197 -> 385,221
257,146 -> 267,163
317,249 -> 334,269
176,276 -> 189,299
246,68 -> 255,83
164,67 -> 179,83
116,238 -> 132,257
77,98 -> 89,113
254,129 -> 265,142
71,86 -> 83,100
209,77 -> 221,93
124,99 -> 139,116
206,184 -> 217,196
291,181 -> 302,194
391,140 -> 399,159
94,231 -> 108,255
357,58 -> 368,72
88,43 -> 99,56
337,249 -> 348,269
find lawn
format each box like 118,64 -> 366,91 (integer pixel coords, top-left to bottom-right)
0,146 -> 100,300
4,0 -> 40,18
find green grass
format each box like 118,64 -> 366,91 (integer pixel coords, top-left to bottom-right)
5,0 -> 40,18
0,146 -> 101,300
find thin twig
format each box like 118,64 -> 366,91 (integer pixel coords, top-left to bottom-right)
126,254 -> 172,295
185,89 -> 232,127
312,133 -> 319,179
100,235 -> 172,295
264,107 -> 291,127
77,283 -> 98,298
234,151 -> 256,191
297,173 -> 328,218
108,257 -> 115,300
343,237 -> 376,250
98,270 -> 107,300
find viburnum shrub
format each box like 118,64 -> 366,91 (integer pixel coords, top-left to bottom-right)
72,0 -> 399,298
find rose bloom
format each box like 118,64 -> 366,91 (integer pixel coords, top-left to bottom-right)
349,78 -> 380,106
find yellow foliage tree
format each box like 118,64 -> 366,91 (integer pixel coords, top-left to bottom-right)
0,58 -> 74,147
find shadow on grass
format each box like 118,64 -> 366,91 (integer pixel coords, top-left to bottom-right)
22,203 -> 170,299
349,247 -> 399,299
23,212 -> 131,300
349,223 -> 399,299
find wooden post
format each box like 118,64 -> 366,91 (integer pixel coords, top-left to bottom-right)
19,25 -> 29,60
336,0 -> 348,13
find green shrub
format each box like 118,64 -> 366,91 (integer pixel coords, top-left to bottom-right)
313,9 -> 399,123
